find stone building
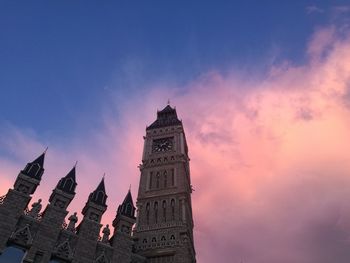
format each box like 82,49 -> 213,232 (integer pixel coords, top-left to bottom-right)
0,105 -> 196,263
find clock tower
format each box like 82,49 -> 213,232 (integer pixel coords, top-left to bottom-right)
133,105 -> 196,263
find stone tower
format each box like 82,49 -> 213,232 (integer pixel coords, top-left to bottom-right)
133,105 -> 196,262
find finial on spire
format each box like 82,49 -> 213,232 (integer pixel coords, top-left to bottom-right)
44,146 -> 48,154
167,99 -> 171,105
129,184 -> 131,191
103,173 -> 105,179
74,161 -> 78,167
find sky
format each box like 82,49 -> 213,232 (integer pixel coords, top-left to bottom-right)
1,1 -> 350,262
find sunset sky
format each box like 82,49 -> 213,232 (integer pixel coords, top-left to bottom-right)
1,1 -> 350,262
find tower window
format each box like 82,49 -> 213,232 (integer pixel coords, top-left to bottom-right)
162,200 -> 167,222
171,199 -> 175,220
146,203 -> 150,224
28,163 -> 40,177
96,191 -> 105,204
63,178 -> 73,192
149,172 -> 153,189
171,169 -> 175,186
170,235 -> 175,240
154,202 -> 158,223
164,171 -> 167,188
156,172 -> 160,188
126,203 -> 132,215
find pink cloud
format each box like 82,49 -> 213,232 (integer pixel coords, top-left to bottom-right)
1,25 -> 350,262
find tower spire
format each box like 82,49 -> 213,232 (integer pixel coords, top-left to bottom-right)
54,165 -> 77,194
87,176 -> 107,207
21,151 -> 47,180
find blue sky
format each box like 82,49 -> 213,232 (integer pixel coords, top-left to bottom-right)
1,2 -> 350,262
0,1 -> 344,139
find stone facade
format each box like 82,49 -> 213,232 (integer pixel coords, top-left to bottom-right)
0,105 -> 196,263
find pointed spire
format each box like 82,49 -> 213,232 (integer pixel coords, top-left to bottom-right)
96,177 -> 106,193
147,104 -> 182,130
87,177 -> 107,207
32,151 -> 46,168
22,150 -> 47,179
56,165 -> 77,194
117,189 -> 136,219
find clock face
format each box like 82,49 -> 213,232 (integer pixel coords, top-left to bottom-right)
152,137 -> 174,153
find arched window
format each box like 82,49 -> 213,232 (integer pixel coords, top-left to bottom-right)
143,238 -> 147,244
63,178 -> 73,191
96,191 -> 105,204
28,163 -> 40,177
146,203 -> 150,224
156,172 -> 160,188
164,171 -> 167,188
171,169 -> 175,186
126,203 -> 132,215
161,236 -> 166,241
162,200 -> 167,222
170,235 -> 175,240
149,172 -> 153,189
154,202 -> 158,223
152,237 -> 157,243
171,199 -> 175,220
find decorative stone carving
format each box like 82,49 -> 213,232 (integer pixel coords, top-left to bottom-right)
67,212 -> 78,232
95,252 -> 109,263
89,212 -> 99,221
17,184 -> 29,194
101,224 -> 110,243
28,199 -> 42,218
54,239 -> 73,260
10,224 -> 33,247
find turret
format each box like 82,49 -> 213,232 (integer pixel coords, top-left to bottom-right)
113,190 -> 136,235
22,165 -> 77,262
0,150 -> 47,253
49,165 -> 77,210
74,177 -> 108,262
111,190 -> 137,263
81,177 -> 107,222
14,150 -> 46,195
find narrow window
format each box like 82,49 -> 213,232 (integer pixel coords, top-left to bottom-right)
171,169 -> 175,186
156,172 -> 160,188
154,202 -> 158,223
162,200 -> 167,222
146,203 -> 150,224
28,163 -> 40,177
126,203 -> 132,215
63,178 -> 73,192
97,191 -> 105,204
164,170 -> 167,188
149,172 -> 153,189
171,199 -> 175,220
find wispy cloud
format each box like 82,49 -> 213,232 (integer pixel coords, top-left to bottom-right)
306,5 -> 324,14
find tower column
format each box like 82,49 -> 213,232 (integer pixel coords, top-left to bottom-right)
73,177 -> 107,263
0,152 -> 45,254
22,166 -> 77,263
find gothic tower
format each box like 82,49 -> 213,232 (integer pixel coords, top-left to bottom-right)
133,105 -> 196,263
